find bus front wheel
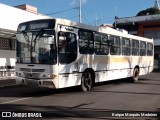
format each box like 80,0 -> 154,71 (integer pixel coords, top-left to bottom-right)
81,71 -> 93,92
132,68 -> 139,82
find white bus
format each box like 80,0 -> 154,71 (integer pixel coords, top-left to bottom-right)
16,18 -> 154,91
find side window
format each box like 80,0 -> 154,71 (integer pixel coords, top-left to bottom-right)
122,38 -> 130,56
94,33 -> 101,55
132,40 -> 139,56
94,33 -> 109,55
110,36 -> 121,55
79,30 -> 94,54
147,43 -> 153,56
58,32 -> 67,52
140,41 -> 146,56
58,32 -> 77,64
101,35 -> 109,55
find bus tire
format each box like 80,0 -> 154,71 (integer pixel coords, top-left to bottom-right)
132,67 -> 139,82
81,71 -> 93,92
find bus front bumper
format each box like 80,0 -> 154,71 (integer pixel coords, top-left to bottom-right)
16,77 -> 57,89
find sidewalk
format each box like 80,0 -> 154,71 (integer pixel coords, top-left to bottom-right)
0,76 -> 16,87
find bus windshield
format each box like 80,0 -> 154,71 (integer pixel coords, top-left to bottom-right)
16,30 -> 57,64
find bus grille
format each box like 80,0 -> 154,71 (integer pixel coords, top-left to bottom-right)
32,69 -> 45,72
20,68 -> 45,72
24,72 -> 41,79
20,68 -> 45,79
20,68 -> 31,72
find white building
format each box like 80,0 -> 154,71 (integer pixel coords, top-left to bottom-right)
0,3 -> 51,77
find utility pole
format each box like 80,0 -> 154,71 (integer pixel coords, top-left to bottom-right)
79,0 -> 82,23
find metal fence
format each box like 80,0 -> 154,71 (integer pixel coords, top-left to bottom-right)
0,66 -> 15,77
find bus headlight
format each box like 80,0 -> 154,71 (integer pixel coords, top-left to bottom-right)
50,74 -> 57,79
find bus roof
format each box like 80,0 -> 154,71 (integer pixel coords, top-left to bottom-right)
19,18 -> 153,43
54,18 -> 153,43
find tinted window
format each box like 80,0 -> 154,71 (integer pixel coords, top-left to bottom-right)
110,36 -> 121,55
79,30 -> 94,54
147,43 -> 153,56
122,38 -> 130,56
132,40 -> 139,56
58,32 -> 77,64
140,41 -> 146,56
94,33 -> 109,55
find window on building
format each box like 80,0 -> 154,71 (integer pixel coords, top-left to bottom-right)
0,37 -> 15,50
79,30 -> 94,54
132,40 -> 139,56
122,38 -> 130,55
140,41 -> 146,56
110,36 -> 121,55
144,30 -> 160,39
147,43 -> 153,56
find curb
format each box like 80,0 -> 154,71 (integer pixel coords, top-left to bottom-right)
153,69 -> 160,72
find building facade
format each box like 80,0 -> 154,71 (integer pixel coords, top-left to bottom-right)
0,3 -> 50,77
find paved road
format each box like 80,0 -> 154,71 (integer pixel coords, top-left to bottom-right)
0,72 -> 160,120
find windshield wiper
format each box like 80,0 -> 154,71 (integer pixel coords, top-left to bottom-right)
22,31 -> 30,43
33,29 -> 45,50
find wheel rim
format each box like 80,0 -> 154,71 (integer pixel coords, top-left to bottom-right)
84,73 -> 92,90
134,68 -> 139,81
135,70 -> 139,78
82,72 -> 92,91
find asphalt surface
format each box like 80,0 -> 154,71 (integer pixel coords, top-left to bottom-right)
0,72 -> 160,120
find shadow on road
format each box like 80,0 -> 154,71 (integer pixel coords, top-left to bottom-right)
0,78 -> 134,98
0,75 -> 159,98
0,84 -> 84,98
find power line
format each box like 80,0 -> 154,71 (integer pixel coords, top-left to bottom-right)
45,7 -> 78,15
81,9 -> 90,25
69,15 -> 79,20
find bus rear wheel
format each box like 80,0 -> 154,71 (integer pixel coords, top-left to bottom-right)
132,68 -> 139,82
81,71 -> 93,92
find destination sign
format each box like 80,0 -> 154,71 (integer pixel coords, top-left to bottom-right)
29,23 -> 49,30
17,20 -> 55,32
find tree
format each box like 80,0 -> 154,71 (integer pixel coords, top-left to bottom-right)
136,7 -> 160,16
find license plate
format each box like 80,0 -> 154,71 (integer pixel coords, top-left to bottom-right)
25,79 -> 39,86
